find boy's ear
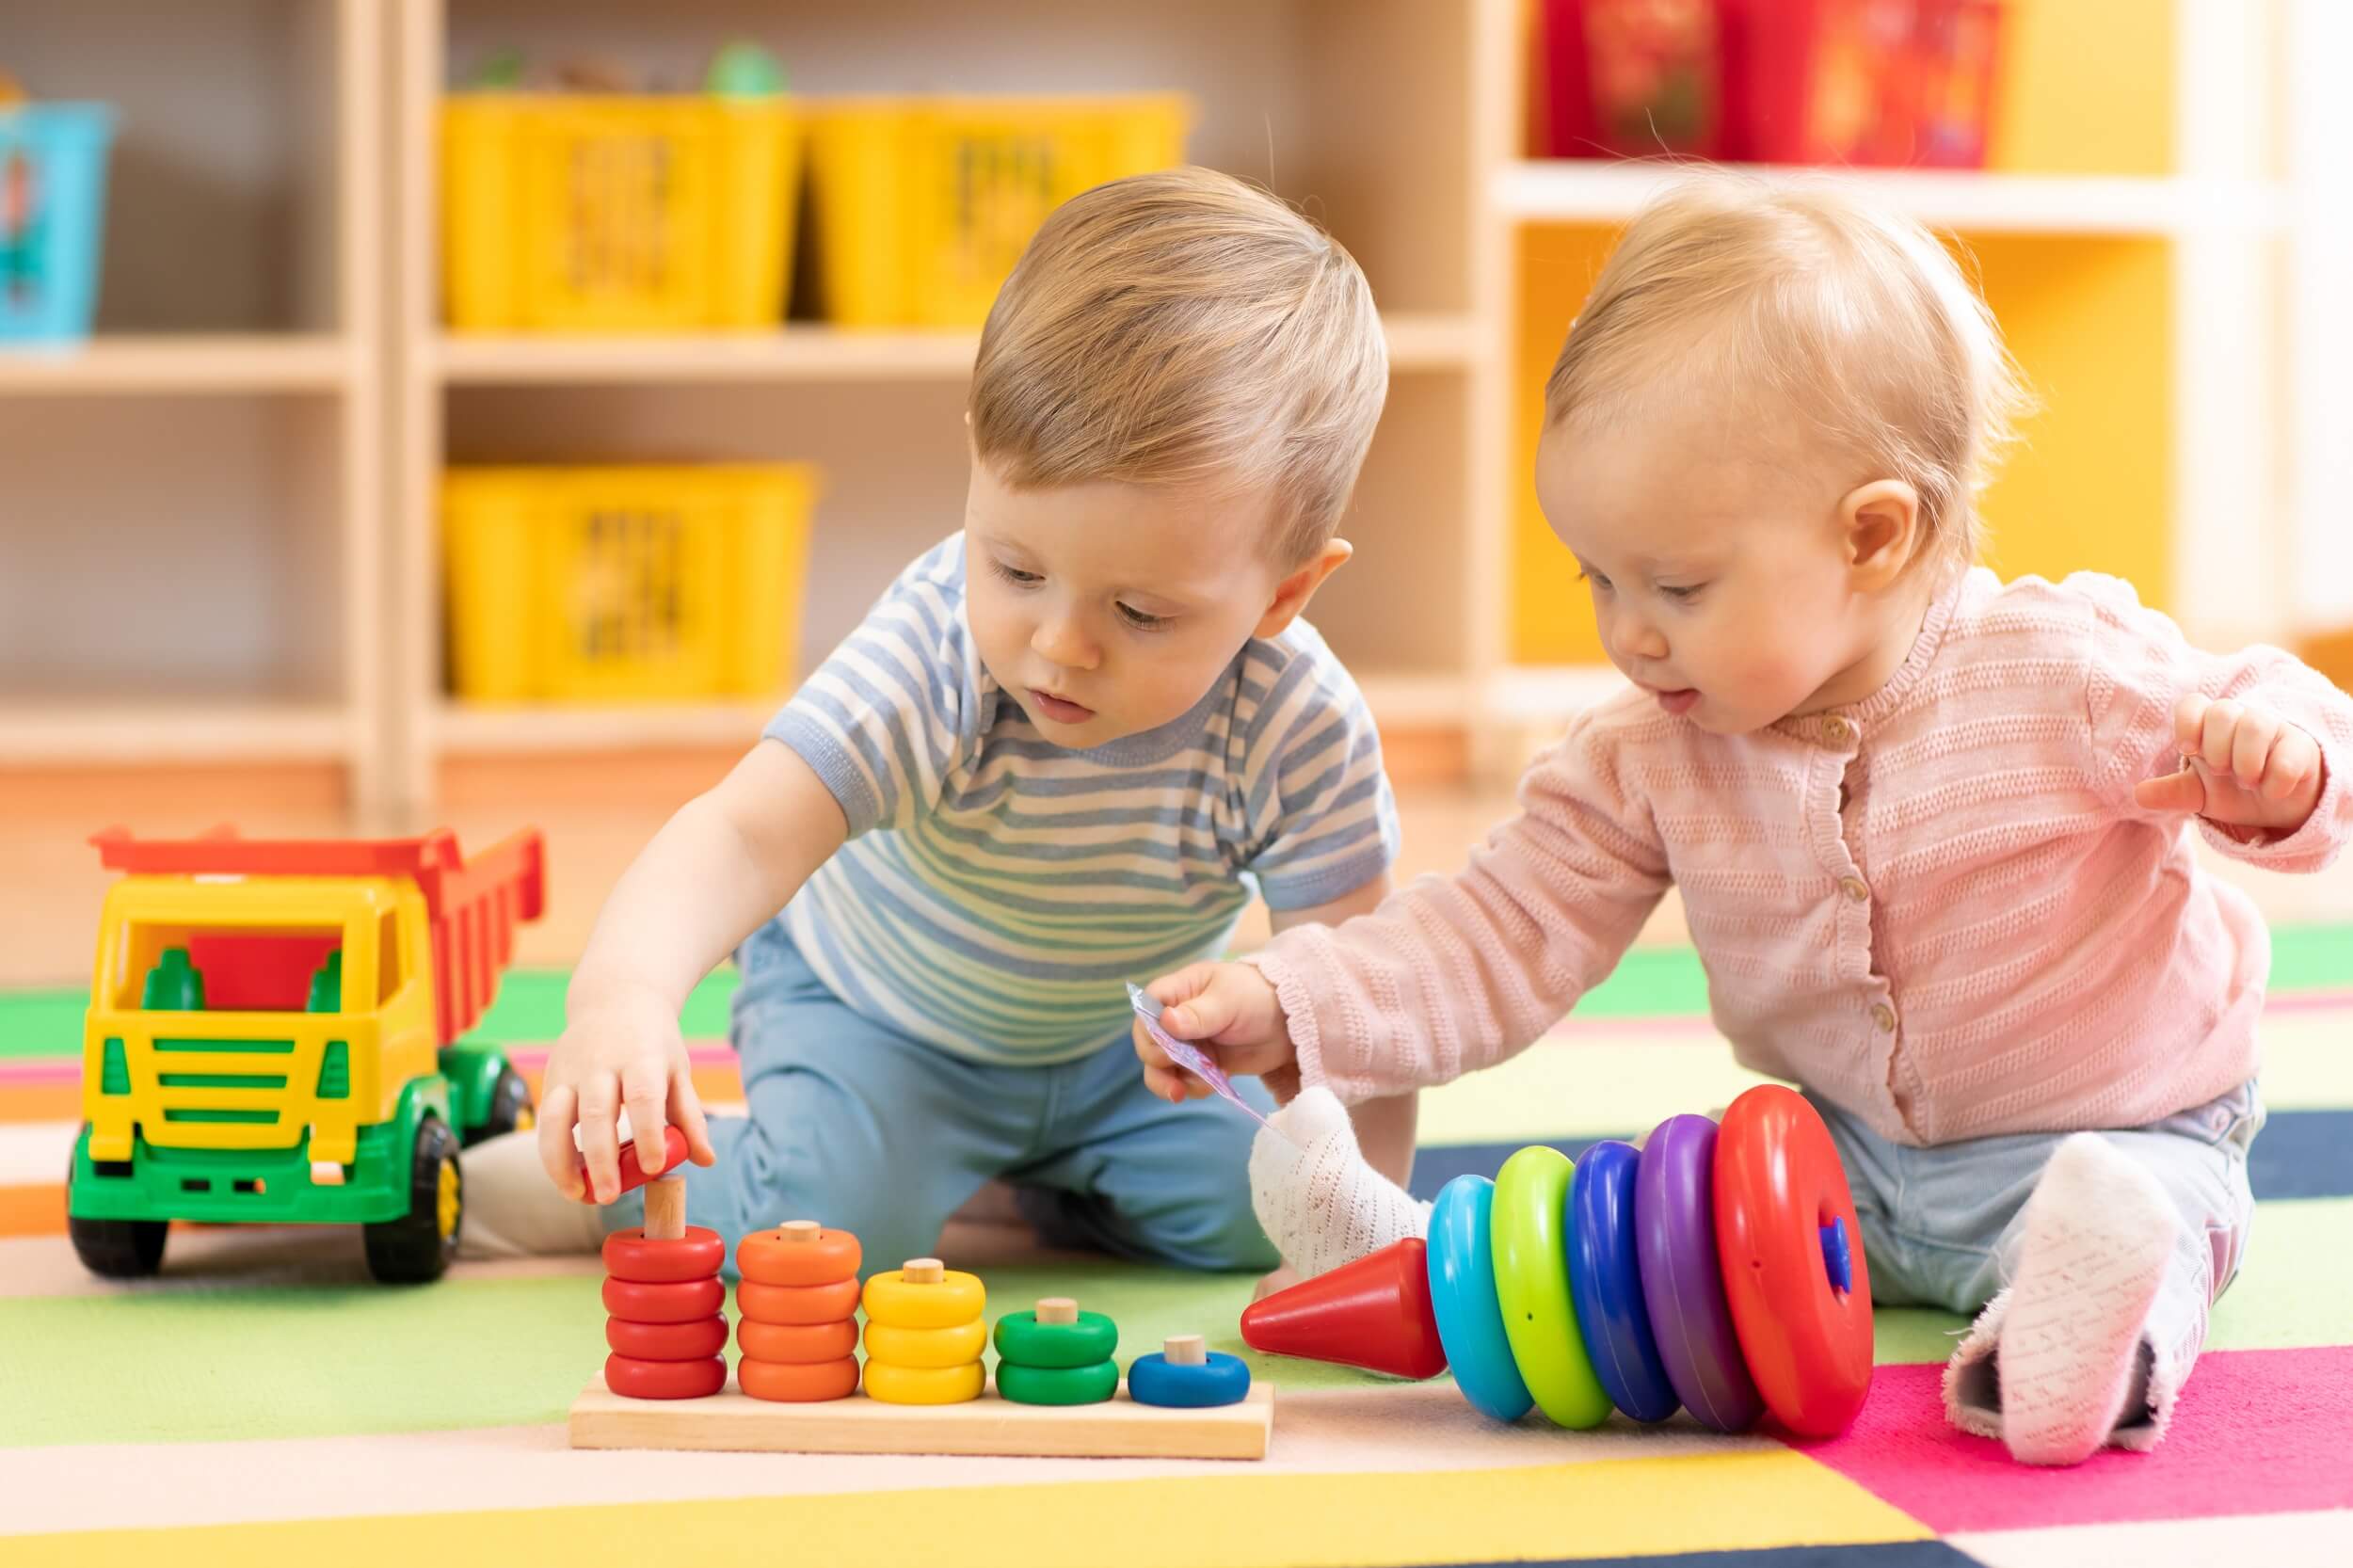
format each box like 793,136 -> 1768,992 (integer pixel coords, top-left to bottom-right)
1255,539 -> 1353,638
1840,479 -> 1922,591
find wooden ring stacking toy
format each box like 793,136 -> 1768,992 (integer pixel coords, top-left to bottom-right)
861,1262 -> 986,1328
862,1317 -> 990,1368
578,1126 -> 689,1199
736,1220 -> 861,1286
995,1360 -> 1119,1406
601,1224 -> 727,1283
992,1305 -> 1119,1368
1128,1336 -> 1253,1409
738,1355 -> 860,1403
602,1352 -> 726,1400
1490,1146 -> 1610,1430
601,1274 -> 726,1323
735,1275 -> 863,1324
605,1314 -> 728,1361
1635,1113 -> 1765,1433
1569,1141 -> 1679,1423
1426,1176 -> 1533,1423
863,1359 -> 986,1406
1712,1085 -> 1874,1438
738,1317 -> 860,1363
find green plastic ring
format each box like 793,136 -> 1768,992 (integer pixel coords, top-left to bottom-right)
992,1309 -> 1119,1369
1491,1145 -> 1610,1429
994,1359 -> 1118,1406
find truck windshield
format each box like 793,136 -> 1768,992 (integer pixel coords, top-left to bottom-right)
123,929 -> 347,1014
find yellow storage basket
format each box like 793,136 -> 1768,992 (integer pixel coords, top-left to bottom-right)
442,96 -> 798,331
442,466 -> 819,703
803,94 -> 1191,328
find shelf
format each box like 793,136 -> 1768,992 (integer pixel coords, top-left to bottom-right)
0,336 -> 356,396
1495,162 -> 2290,238
432,313 -> 1479,387
0,699 -> 353,765
431,700 -> 779,754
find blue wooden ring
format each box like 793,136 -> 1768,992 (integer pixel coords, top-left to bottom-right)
1128,1350 -> 1252,1408
1425,1175 -> 1534,1423
1570,1141 -> 1679,1422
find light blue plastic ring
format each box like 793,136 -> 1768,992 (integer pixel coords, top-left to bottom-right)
1426,1175 -> 1535,1423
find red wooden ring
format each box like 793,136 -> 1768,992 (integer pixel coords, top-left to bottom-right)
601,1274 -> 727,1324
601,1224 -> 726,1283
736,1275 -> 862,1325
736,1224 -> 863,1287
606,1315 -> 728,1362
738,1316 -> 860,1363
1713,1084 -> 1876,1438
603,1353 -> 727,1400
579,1126 -> 690,1198
738,1355 -> 859,1403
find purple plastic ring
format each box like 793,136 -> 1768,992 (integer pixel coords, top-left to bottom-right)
1635,1113 -> 1764,1432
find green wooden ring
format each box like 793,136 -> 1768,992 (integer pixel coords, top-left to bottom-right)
1491,1145 -> 1611,1429
992,1309 -> 1119,1369
994,1359 -> 1118,1406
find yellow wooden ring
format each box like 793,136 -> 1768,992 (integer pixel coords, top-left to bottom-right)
864,1317 -> 988,1368
862,1267 -> 985,1329
862,1358 -> 984,1405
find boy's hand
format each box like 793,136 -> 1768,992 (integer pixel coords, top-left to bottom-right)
1132,962 -> 1299,1104
2133,693 -> 2327,837
537,984 -> 716,1205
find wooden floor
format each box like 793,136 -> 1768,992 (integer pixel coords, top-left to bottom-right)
5,781 -> 2347,990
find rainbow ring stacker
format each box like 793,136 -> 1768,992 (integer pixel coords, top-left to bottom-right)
1570,1140 -> 1679,1422
1491,1146 -> 1610,1429
1426,1175 -> 1533,1423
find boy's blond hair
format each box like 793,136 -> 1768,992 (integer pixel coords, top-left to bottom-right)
969,167 -> 1387,565
1545,175 -> 2028,574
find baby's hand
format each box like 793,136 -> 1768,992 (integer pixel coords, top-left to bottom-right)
2133,693 -> 2327,837
1131,962 -> 1299,1104
537,984 -> 715,1205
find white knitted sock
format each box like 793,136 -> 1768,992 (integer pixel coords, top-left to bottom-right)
1985,1133 -> 2177,1465
456,1128 -> 608,1259
1248,1085 -> 1432,1278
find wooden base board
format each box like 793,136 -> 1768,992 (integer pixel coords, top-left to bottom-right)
568,1375 -> 1272,1460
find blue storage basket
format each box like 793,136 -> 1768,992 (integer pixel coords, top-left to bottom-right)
0,104 -> 116,344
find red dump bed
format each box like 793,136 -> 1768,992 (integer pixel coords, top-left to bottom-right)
90,826 -> 547,1048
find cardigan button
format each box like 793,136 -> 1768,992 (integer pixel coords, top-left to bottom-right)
1823,716 -> 1854,744
1840,877 -> 1869,904
1871,1003 -> 1897,1032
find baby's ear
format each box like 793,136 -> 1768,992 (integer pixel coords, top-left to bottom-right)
1841,480 -> 1921,589
1256,538 -> 1353,637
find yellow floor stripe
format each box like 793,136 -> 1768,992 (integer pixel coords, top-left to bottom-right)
11,1448 -> 1929,1568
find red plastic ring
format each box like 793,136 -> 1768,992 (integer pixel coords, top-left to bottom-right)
603,1352 -> 727,1400
738,1317 -> 860,1364
606,1315 -> 728,1362
736,1275 -> 862,1325
1713,1084 -> 1875,1437
601,1274 -> 727,1324
602,1225 -> 727,1283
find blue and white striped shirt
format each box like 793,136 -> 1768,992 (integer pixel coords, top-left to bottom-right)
765,536 -> 1400,1064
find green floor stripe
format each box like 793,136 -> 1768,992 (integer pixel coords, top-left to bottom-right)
5,925 -> 2346,1062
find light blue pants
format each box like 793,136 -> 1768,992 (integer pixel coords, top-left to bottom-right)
602,920 -> 1279,1281
1813,1080 -> 2263,1411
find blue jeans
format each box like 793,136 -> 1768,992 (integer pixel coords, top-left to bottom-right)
1812,1080 -> 2264,1378
603,920 -> 1279,1281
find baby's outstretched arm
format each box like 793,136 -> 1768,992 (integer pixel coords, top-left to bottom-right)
545,741 -> 847,1203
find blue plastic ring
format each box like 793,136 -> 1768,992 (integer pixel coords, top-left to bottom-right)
1128,1350 -> 1252,1408
1425,1175 -> 1534,1423
1570,1141 -> 1680,1422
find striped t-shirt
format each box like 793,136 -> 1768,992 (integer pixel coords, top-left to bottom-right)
764,535 -> 1399,1064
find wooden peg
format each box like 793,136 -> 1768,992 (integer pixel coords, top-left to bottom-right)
779,1220 -> 821,1243
644,1176 -> 686,1241
1035,1297 -> 1079,1325
1163,1335 -> 1208,1367
901,1257 -> 945,1284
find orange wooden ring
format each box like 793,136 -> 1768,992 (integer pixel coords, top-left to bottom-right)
606,1315 -> 728,1362
736,1275 -> 862,1325
738,1316 -> 860,1363
739,1355 -> 859,1403
603,1353 -> 727,1400
601,1274 -> 726,1324
602,1224 -> 726,1283
736,1224 -> 863,1286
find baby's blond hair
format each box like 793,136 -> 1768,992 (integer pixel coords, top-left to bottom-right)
1545,175 -> 2028,573
969,167 -> 1387,565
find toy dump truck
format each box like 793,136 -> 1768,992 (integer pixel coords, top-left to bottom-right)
67,827 -> 546,1283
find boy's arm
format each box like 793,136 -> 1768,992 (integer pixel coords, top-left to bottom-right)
1270,870 -> 1415,1191
547,740 -> 846,1199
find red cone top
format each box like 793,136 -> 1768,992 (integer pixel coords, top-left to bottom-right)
1240,1237 -> 1449,1381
